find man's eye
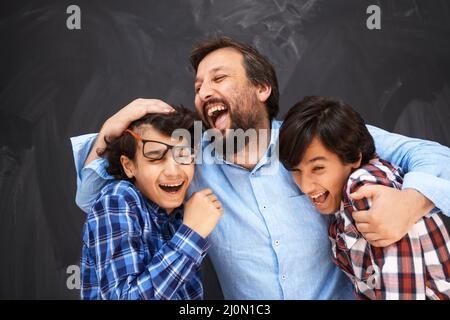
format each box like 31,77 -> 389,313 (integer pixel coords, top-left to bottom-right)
213,75 -> 226,82
313,166 -> 324,172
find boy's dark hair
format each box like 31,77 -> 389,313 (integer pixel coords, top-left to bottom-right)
278,96 -> 376,170
99,105 -> 200,181
190,36 -> 280,121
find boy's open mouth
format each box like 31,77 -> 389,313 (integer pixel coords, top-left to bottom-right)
158,181 -> 184,194
206,103 -> 229,129
310,191 -> 330,205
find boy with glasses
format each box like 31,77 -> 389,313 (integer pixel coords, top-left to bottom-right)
80,105 -> 223,300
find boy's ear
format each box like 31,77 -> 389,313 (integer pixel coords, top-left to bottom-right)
120,155 -> 135,179
256,83 -> 272,104
352,153 -> 363,169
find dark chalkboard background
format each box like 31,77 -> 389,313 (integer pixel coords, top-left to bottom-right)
1,0 -> 449,299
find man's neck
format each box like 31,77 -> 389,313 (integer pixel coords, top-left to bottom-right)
233,119 -> 272,171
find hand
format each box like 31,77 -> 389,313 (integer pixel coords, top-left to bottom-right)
100,98 -> 173,141
183,189 -> 224,239
85,99 -> 173,166
350,185 -> 434,247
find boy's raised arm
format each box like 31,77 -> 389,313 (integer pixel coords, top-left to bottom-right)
70,99 -> 173,213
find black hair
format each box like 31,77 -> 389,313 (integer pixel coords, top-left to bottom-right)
278,96 -> 375,170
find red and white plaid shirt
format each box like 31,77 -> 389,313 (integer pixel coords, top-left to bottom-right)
329,157 -> 450,300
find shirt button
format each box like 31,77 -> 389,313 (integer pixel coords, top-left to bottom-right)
281,275 -> 287,281
274,240 -> 280,246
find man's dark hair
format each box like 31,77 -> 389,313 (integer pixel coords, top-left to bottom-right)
190,36 -> 280,121
99,105 -> 199,181
278,96 -> 376,170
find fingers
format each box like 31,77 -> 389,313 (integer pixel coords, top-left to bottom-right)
349,184 -> 381,200
131,98 -> 173,112
352,210 -> 371,224
355,222 -> 372,233
361,232 -> 396,248
199,188 -> 213,196
123,99 -> 173,122
208,194 -> 218,203
208,194 -> 223,212
215,202 -> 224,214
104,99 -> 173,138
142,99 -> 174,114
198,189 -> 223,213
362,232 -> 382,243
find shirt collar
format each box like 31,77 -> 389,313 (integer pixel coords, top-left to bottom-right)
200,119 -> 281,172
334,192 -> 361,250
254,119 -> 281,171
145,199 -> 184,226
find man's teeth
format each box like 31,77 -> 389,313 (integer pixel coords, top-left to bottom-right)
207,105 -> 227,117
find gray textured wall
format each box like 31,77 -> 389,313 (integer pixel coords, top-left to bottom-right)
1,0 -> 449,299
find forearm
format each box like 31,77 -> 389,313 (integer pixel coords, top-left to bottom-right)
104,255 -> 196,300
368,125 -> 450,215
401,173 -> 449,217
71,133 -> 113,212
84,131 -> 105,167
99,224 -> 208,300
368,124 -> 450,178
402,188 -> 435,222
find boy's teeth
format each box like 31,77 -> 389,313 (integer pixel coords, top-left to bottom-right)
310,191 -> 329,204
159,181 -> 185,193
160,182 -> 183,187
311,192 -> 326,200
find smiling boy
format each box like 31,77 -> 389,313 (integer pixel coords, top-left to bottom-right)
80,106 -> 223,300
279,96 -> 450,299
72,37 -> 450,299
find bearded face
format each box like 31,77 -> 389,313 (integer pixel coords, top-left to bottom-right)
194,47 -> 269,154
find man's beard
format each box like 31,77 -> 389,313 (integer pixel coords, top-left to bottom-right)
204,90 -> 265,156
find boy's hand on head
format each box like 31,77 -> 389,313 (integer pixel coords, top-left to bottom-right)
183,188 -> 224,239
350,185 -> 434,248
101,98 -> 174,141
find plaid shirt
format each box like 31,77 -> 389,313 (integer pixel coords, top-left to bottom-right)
329,157 -> 450,300
80,180 -> 209,300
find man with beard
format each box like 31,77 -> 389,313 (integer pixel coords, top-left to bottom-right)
71,37 -> 450,299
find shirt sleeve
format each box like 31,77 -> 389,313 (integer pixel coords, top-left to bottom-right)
367,125 -> 450,216
70,133 -> 114,213
346,175 -> 374,212
83,194 -> 209,300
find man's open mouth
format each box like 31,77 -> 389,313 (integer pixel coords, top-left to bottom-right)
205,103 -> 229,129
158,181 -> 184,194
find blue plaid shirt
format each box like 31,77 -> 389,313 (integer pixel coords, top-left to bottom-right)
80,180 -> 209,300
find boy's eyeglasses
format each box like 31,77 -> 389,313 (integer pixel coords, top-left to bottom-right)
124,129 -> 196,165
